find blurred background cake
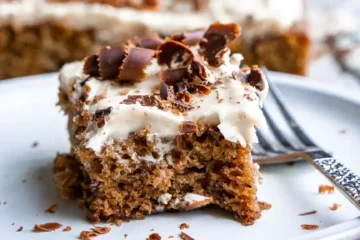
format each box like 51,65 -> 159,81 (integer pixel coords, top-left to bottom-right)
0,0 -> 310,79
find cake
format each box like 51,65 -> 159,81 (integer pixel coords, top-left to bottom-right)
53,22 -> 268,225
0,0 -> 309,80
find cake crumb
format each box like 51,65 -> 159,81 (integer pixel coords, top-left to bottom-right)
16,226 -> 23,232
32,141 -> 39,148
301,224 -> 319,230
79,226 -> 111,240
168,236 -> 174,239
218,99 -> 224,103
180,232 -> 194,240
34,222 -> 62,232
147,233 -> 162,240
92,225 -> 111,234
44,203 -> 58,213
62,226 -> 72,232
179,223 -> 190,230
330,203 -> 342,211
150,228 -> 154,231
299,210 -> 317,216
124,234 -> 128,238
258,201 -> 272,210
319,185 -> 334,194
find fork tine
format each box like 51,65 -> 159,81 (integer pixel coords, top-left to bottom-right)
262,106 -> 299,150
261,68 -> 318,148
256,131 -> 286,154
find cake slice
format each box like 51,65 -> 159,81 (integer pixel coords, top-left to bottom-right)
0,0 -> 309,79
54,22 -> 268,225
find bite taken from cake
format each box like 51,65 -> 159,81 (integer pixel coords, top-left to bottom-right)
54,22 -> 268,226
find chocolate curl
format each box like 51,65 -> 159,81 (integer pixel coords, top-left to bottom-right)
159,68 -> 189,86
133,34 -> 165,50
200,22 -> 241,67
189,83 -> 211,95
246,66 -> 265,91
98,46 -> 126,80
233,66 -> 265,91
191,54 -> 208,81
117,47 -> 155,83
83,55 -> 100,77
157,40 -> 194,68
171,29 -> 205,46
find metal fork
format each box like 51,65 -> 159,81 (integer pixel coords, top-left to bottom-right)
252,68 -> 360,210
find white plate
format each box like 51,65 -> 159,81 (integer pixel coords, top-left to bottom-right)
0,72 -> 359,240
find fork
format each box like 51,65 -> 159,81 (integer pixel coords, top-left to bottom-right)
252,68 -> 360,210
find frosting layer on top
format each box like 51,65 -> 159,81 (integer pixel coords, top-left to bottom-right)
0,0 -> 303,42
59,23 -> 268,154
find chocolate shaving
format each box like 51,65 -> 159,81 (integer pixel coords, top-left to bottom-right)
93,107 -> 112,120
34,222 -> 62,232
171,99 -> 194,111
246,66 -> 265,91
189,83 -> 211,95
172,29 -> 205,46
16,226 -> 23,232
134,34 -> 165,50
62,226 -> 72,232
92,225 -> 111,234
160,68 -> 189,86
319,184 -> 335,194
84,55 -> 100,77
160,84 -> 171,100
180,121 -> 197,133
118,47 -> 155,83
122,94 -> 166,109
98,46 -> 126,80
301,224 -> 319,230
200,22 -> 241,67
146,233 -> 162,240
180,232 -> 195,240
157,40 -> 194,68
179,223 -> 190,230
44,203 -> 58,214
299,210 -> 317,216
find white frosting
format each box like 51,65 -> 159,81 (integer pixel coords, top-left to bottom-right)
59,47 -> 268,155
157,193 -> 172,205
0,0 -> 303,43
182,193 -> 212,207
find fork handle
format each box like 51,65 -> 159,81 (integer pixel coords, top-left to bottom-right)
306,150 -> 360,210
